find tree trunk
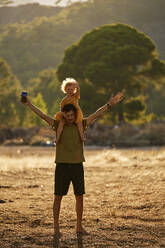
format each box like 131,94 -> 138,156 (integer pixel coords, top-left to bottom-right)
118,111 -> 125,124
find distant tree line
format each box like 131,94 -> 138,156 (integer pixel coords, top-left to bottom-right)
1,23 -> 165,128
0,0 -> 165,127
0,0 -> 165,84
0,3 -> 62,25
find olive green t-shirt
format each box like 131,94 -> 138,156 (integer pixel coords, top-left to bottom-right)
53,119 -> 88,163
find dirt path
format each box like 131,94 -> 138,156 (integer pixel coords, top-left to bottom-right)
0,147 -> 165,247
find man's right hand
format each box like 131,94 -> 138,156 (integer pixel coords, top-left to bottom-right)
20,95 -> 30,106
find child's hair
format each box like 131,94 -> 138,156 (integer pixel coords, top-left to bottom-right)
61,78 -> 77,93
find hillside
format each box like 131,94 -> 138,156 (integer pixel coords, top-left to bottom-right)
0,3 -> 63,25
0,0 -> 165,85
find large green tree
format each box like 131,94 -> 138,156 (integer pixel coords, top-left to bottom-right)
57,24 -> 165,122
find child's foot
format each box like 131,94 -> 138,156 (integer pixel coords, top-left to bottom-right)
80,136 -> 86,142
55,137 -> 60,144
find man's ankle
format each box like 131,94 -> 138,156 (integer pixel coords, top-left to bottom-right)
54,224 -> 60,232
76,224 -> 83,230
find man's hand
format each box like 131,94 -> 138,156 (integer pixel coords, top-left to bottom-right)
109,92 -> 123,106
20,95 -> 31,106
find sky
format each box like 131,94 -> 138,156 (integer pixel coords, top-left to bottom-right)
9,0 -> 87,6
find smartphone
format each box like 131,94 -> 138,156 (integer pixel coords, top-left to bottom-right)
21,91 -> 28,103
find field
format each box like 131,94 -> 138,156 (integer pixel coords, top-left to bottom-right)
0,146 -> 165,248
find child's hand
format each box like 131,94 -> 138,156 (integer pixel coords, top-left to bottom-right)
73,82 -> 80,95
75,82 -> 80,91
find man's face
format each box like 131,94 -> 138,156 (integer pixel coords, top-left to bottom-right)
63,110 -> 76,124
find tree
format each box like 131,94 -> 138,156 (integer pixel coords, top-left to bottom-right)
54,0 -> 83,5
0,0 -> 13,6
28,68 -> 62,116
1,0 -> 165,86
57,23 -> 165,122
0,57 -> 23,128
23,93 -> 48,127
146,83 -> 165,118
30,93 -> 48,126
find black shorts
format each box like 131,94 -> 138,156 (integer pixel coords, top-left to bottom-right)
54,163 -> 85,196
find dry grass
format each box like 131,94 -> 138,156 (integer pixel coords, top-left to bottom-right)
0,146 -> 165,248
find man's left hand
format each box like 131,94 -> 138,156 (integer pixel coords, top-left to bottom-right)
109,92 -> 123,106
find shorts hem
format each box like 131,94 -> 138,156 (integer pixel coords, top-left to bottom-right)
54,192 -> 67,196
74,192 -> 85,195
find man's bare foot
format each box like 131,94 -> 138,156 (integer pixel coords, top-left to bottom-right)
54,230 -> 62,238
76,227 -> 89,235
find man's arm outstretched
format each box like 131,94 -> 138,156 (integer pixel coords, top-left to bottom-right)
21,97 -> 55,127
86,92 -> 123,126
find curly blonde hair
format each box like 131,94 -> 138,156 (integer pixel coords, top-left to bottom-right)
61,78 -> 77,93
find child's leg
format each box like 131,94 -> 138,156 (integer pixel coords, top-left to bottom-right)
56,119 -> 65,143
77,122 -> 85,142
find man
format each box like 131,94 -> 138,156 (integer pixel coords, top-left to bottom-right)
21,92 -> 123,237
